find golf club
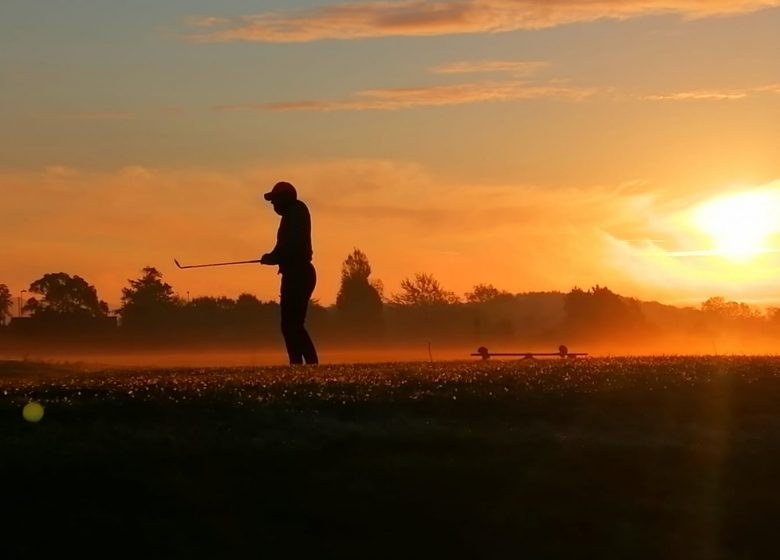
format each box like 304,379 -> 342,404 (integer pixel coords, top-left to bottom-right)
174,258 -> 262,269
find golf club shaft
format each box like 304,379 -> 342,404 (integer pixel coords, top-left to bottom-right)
175,258 -> 262,269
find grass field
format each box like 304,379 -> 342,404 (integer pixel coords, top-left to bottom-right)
2,357 -> 779,559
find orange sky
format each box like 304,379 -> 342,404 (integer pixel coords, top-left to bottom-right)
2,1 -> 780,309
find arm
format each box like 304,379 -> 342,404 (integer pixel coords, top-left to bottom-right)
260,211 -> 292,265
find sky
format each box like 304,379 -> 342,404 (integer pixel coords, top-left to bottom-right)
2,0 -> 780,310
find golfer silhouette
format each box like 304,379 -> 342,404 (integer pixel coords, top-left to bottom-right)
260,181 -> 319,365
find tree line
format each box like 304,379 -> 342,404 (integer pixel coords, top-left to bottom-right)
1,249 -> 779,351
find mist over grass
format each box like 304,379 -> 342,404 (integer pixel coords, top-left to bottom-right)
3,330 -> 780,370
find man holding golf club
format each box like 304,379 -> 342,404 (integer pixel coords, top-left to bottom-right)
260,181 -> 319,365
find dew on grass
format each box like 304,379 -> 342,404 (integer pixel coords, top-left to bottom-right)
2,356 -> 780,411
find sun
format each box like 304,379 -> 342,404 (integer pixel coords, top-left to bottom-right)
693,190 -> 780,260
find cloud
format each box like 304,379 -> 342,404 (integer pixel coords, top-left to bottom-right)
643,84 -> 780,100
187,16 -> 230,27
44,165 -> 80,178
431,60 -> 549,76
214,58 -> 581,112
117,165 -> 156,180
214,81 -> 596,112
35,111 -> 138,121
184,0 -> 780,43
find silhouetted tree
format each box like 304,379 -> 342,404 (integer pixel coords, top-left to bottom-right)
387,273 -> 464,340
234,293 -> 280,337
236,293 -> 262,308
699,296 -> 764,342
170,293 -> 281,343
465,284 -> 515,341
563,285 -> 645,340
118,267 -> 180,331
390,273 -> 460,306
23,273 -> 109,318
465,284 -> 511,303
764,307 -> 780,335
701,296 -> 760,321
0,284 -> 12,325
306,298 -> 332,338
186,296 -> 234,324
235,293 -> 272,322
335,249 -> 384,336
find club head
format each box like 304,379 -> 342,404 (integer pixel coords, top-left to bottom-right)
174,259 -> 182,269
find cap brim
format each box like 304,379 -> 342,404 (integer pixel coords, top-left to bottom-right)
263,192 -> 275,201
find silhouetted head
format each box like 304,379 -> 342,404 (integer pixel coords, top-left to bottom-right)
264,181 -> 297,215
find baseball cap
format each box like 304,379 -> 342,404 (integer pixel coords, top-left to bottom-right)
264,181 -> 297,201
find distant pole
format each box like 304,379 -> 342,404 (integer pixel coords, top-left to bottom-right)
186,291 -> 190,303
18,289 -> 27,318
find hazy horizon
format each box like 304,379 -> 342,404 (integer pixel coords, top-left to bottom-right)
5,334 -> 780,369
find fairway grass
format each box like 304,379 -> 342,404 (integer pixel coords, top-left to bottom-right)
2,357 -> 779,558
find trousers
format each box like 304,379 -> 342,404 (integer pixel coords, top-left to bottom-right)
280,263 -> 318,365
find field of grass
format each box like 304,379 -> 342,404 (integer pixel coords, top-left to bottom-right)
2,357 -> 779,558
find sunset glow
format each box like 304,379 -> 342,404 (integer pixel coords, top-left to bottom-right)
693,190 -> 780,261
6,4 -> 780,552
1,1 -> 780,308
